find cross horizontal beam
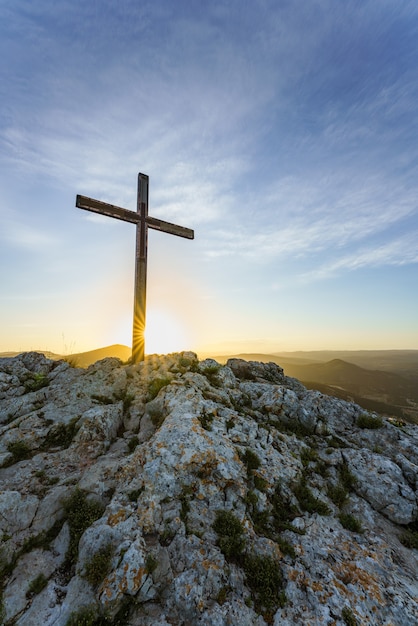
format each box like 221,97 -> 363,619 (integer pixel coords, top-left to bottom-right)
76,194 -> 194,239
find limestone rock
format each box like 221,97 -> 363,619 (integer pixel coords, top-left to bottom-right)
0,352 -> 416,625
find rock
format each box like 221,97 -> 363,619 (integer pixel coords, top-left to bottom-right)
0,352 -> 416,625
342,448 -> 417,524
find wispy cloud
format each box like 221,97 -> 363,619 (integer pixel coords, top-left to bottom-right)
300,231 -> 418,282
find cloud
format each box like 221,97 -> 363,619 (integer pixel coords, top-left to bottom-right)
300,232 -> 418,282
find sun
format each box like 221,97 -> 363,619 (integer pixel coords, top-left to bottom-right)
144,309 -> 191,355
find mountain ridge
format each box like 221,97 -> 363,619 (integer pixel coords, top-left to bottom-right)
0,351 -> 417,624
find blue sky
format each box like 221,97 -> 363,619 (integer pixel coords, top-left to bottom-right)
1,0 -> 418,355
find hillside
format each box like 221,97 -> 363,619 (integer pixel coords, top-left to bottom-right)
0,345 -> 132,368
0,352 -> 417,625
213,353 -> 418,424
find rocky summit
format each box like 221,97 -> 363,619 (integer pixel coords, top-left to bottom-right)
0,352 -> 417,626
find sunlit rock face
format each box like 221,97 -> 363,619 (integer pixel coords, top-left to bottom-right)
0,351 -> 417,625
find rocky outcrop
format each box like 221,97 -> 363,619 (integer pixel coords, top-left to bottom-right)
0,352 -> 417,625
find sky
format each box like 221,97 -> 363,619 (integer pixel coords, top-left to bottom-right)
1,0 -> 418,356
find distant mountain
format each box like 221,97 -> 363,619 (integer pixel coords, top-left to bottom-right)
0,344 -> 132,368
284,358 -> 418,404
66,344 -> 131,367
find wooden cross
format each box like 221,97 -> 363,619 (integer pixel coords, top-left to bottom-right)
76,172 -> 194,363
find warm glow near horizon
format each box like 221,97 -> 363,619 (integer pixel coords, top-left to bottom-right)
144,309 -> 193,355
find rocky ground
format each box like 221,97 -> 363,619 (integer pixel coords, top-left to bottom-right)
0,351 -> 417,625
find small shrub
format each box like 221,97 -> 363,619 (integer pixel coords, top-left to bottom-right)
113,389 -> 135,414
276,536 -> 296,559
148,404 -> 165,428
62,488 -> 105,565
342,606 -> 358,626
145,553 -> 158,574
357,413 -> 383,429
327,484 -> 348,508
65,605 -> 104,626
400,530 -> 418,549
43,417 -> 79,449
300,447 -> 318,466
159,527 -> 175,546
293,477 -> 330,516
314,460 -> 329,477
213,510 -> 246,561
198,410 -> 214,431
27,572 -> 48,596
179,485 -> 194,529
253,475 -> 268,492
127,487 -> 143,502
216,585 -> 230,605
399,522 -> 418,549
83,544 -> 114,587
339,513 -> 363,533
327,435 -> 347,449
35,469 -> 59,485
225,417 -> 235,431
147,377 -> 171,401
91,394 -> 114,405
270,483 -> 300,532
339,464 -> 357,491
242,449 -> 261,475
243,553 -> 286,612
127,436 -> 139,453
6,440 -> 32,463
24,372 -> 49,393
202,364 -> 222,387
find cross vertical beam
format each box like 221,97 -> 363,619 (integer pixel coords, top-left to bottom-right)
133,173 -> 149,363
75,172 -> 194,363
